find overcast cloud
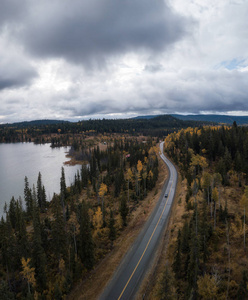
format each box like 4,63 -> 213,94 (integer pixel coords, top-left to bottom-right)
0,0 -> 248,123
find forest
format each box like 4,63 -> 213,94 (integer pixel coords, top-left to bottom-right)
155,123 -> 248,299
0,136 -> 160,299
0,115 -> 208,143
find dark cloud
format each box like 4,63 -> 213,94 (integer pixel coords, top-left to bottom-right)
0,59 -> 37,90
0,0 -> 27,27
0,73 -> 36,90
19,0 -> 189,66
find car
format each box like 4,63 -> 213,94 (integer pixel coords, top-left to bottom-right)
164,193 -> 168,198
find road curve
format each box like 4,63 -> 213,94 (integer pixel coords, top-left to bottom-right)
99,142 -> 178,300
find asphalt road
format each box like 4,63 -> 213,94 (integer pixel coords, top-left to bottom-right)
99,142 -> 178,300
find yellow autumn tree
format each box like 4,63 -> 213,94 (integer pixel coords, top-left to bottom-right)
190,154 -> 208,177
93,206 -> 103,234
148,146 -> 158,167
68,212 -> 80,258
197,274 -> 218,299
21,257 -> 36,295
99,183 -> 107,198
240,186 -> 248,250
99,183 -> 107,223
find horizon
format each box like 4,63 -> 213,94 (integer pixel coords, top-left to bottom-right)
2,112 -> 248,126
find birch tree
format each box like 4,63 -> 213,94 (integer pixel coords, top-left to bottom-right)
240,186 -> 248,251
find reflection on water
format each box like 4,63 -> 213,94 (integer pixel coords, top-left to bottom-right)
0,143 -> 81,217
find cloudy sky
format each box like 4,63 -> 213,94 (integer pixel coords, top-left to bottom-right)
0,0 -> 248,123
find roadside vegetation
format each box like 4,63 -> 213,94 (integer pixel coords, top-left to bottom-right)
154,123 -> 248,299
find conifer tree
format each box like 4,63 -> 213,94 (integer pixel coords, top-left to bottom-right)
24,176 -> 33,220
51,196 -> 67,266
119,196 -> 128,227
172,229 -> 182,280
15,199 -> 29,260
108,210 -> 116,243
8,197 -> 17,230
32,203 -> 47,292
158,263 -> 176,300
79,201 -> 94,270
60,167 -> 67,220
237,270 -> 248,299
37,172 -> 46,212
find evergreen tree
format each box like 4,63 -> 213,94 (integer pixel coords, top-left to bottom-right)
158,263 -> 176,300
37,172 -> 46,212
60,167 -> 67,220
172,229 -> 182,280
8,197 -> 17,230
15,199 -> 29,260
119,196 -> 128,227
237,270 -> 248,299
24,176 -> 33,220
108,210 -> 116,243
79,201 -> 94,270
32,203 -> 47,292
51,196 -> 68,265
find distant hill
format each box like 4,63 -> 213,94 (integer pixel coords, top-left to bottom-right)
132,115 -> 159,120
171,114 -> 248,125
0,115 -> 207,142
1,119 -> 70,128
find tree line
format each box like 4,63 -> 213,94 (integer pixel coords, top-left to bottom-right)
0,115 -> 208,143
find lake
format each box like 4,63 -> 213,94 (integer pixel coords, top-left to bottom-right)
0,143 -> 81,217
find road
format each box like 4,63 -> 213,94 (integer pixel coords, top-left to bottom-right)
99,142 -> 178,300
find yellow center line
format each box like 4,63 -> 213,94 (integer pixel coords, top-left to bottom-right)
117,162 -> 175,300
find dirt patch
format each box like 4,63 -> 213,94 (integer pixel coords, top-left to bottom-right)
67,149 -> 168,300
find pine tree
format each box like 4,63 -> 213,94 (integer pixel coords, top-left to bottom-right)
32,203 -> 47,292
0,215 -> 17,288
79,201 -> 94,270
37,172 -> 46,212
158,263 -> 176,300
119,196 -> 128,227
8,197 -> 17,230
24,176 -> 33,220
51,196 -> 67,266
15,199 -> 29,260
108,210 -> 116,243
60,167 -> 67,220
172,230 -> 182,280
237,270 -> 248,299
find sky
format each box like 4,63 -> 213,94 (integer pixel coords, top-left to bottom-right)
0,0 -> 248,123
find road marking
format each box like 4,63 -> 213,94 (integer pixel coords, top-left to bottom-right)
117,160 -> 175,300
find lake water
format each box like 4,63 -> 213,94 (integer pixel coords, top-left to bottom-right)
0,143 -> 81,217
